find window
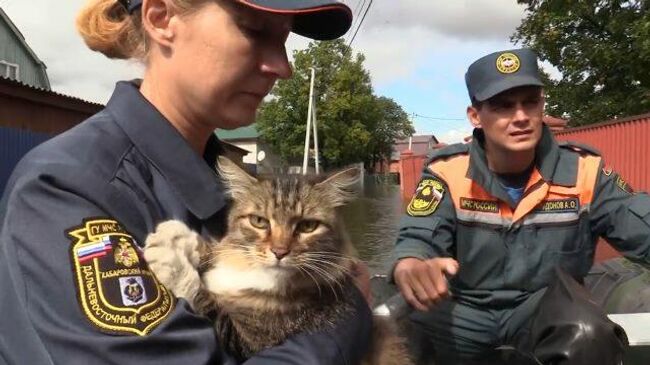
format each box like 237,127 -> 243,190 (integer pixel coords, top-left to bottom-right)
0,60 -> 20,81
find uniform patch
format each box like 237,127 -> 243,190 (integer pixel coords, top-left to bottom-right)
615,175 -> 634,194
535,198 -> 579,213
67,218 -> 175,336
460,198 -> 499,213
602,167 -> 613,176
407,179 -> 445,216
496,52 -> 521,74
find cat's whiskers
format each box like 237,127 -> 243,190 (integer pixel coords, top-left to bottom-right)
299,262 -> 343,301
300,256 -> 351,275
294,264 -> 323,298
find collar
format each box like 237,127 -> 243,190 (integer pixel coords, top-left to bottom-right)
106,80 -> 226,220
467,124 -> 577,207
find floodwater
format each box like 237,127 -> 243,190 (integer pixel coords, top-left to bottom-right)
341,178 -> 405,275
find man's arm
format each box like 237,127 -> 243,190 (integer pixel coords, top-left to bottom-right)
589,165 -> 650,266
389,171 -> 459,310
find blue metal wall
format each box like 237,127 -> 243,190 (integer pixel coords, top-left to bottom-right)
1,126 -> 51,195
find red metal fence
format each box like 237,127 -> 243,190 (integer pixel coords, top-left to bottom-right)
554,113 -> 650,193
555,113 -> 650,261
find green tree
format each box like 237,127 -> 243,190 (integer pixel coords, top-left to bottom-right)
256,40 -> 414,170
513,0 -> 650,126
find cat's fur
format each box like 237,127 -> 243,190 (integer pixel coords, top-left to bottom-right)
144,157 -> 410,364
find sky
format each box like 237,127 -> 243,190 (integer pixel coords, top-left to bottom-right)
1,0 -> 529,143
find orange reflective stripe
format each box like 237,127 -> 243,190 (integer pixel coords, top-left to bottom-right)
429,152 -> 602,226
576,154 -> 601,205
428,155 -> 514,221
513,168 -> 548,222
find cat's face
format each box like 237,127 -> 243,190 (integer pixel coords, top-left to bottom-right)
207,157 -> 359,293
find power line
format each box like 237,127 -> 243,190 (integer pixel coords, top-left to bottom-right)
348,0 -> 373,47
410,113 -> 466,122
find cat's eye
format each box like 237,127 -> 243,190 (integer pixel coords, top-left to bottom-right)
296,220 -> 320,234
249,215 -> 270,230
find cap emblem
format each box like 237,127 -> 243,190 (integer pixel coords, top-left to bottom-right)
496,53 -> 521,74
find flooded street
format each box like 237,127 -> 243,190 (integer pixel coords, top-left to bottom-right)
341,179 -> 404,275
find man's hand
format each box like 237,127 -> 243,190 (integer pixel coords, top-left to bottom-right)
393,257 -> 459,311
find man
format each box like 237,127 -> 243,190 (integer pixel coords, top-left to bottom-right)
391,48 -> 649,364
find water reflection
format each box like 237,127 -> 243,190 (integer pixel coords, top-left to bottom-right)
342,178 -> 404,275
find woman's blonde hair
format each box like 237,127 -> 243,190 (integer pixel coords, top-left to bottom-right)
76,0 -> 199,60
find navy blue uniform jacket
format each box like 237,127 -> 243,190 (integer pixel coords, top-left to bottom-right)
0,81 -> 371,365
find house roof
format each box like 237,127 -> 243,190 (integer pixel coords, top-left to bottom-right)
215,124 -> 259,141
0,76 -> 102,109
391,134 -> 438,159
396,134 -> 439,145
0,7 -> 50,89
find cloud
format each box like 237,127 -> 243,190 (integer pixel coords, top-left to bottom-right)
348,0 -> 527,41
1,0 -> 528,112
437,126 -> 474,144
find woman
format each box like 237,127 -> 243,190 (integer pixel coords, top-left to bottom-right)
0,0 -> 372,364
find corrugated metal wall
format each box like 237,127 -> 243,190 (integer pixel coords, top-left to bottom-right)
555,114 -> 650,262
0,11 -> 49,89
555,114 -> 650,192
0,125 -> 51,195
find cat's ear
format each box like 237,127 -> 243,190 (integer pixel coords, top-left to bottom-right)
315,167 -> 361,207
216,156 -> 257,199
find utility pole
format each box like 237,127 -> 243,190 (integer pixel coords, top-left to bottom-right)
302,67 -> 318,175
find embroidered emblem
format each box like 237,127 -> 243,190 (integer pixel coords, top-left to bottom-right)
407,179 -> 445,216
460,198 -> 499,213
115,239 -> 139,267
615,175 -> 634,194
602,167 -> 613,176
496,52 -> 521,74
119,276 -> 147,306
67,218 -> 175,336
536,198 -> 579,213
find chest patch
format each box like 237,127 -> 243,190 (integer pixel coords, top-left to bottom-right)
407,178 -> 445,216
460,198 -> 499,213
67,218 -> 175,336
535,198 -> 580,213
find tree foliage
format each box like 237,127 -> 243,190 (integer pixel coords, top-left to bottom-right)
513,0 -> 650,126
256,40 -> 414,170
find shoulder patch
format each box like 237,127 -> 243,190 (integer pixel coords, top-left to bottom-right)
426,143 -> 469,164
67,218 -> 175,336
558,141 -> 601,156
407,179 -> 445,216
601,167 -> 634,194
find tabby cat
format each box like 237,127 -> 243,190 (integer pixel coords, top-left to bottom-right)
144,157 -> 410,364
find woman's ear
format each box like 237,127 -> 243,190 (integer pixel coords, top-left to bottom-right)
141,0 -> 178,49
467,105 -> 482,129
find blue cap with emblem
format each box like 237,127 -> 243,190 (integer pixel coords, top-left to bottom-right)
465,48 -> 544,102
117,0 -> 352,41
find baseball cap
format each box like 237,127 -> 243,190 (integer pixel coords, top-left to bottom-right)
118,0 -> 352,41
465,48 -> 544,102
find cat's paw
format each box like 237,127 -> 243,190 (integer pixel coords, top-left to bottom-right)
144,220 -> 202,303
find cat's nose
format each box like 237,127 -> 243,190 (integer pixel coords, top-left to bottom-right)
271,247 -> 289,260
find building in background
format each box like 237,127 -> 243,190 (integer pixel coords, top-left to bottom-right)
0,7 -> 49,89
373,134 -> 439,175
0,7 -> 104,193
215,124 -> 281,174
